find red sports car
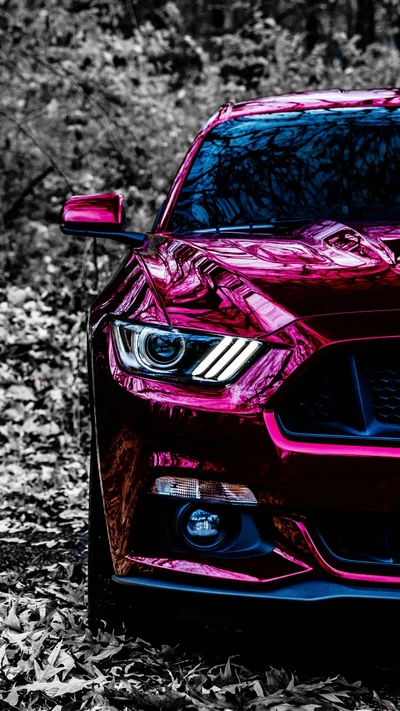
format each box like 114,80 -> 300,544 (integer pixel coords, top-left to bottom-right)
61,89 -> 400,632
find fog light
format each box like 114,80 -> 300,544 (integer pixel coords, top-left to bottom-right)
187,509 -> 221,538
179,505 -> 227,549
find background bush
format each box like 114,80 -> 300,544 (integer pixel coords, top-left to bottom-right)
2,0 -> 400,238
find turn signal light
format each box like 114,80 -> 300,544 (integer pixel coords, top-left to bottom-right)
150,476 -> 257,505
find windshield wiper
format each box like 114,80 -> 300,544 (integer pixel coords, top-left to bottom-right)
173,219 -> 318,236
214,218 -> 316,232
269,217 -> 317,225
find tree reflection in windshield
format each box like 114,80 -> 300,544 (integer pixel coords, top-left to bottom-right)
169,108 -> 400,232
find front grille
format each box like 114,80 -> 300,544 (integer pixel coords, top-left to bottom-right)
368,359 -> 400,425
288,371 -> 338,423
276,341 -> 400,443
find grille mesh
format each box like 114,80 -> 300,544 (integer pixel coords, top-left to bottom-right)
277,342 -> 400,441
288,372 -> 337,423
368,360 -> 400,425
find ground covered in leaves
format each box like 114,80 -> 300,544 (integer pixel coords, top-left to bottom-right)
1,222 -> 400,709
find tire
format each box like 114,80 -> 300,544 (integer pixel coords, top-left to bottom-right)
88,444 -> 129,633
87,445 -> 167,639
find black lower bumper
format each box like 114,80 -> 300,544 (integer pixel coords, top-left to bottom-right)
112,573 -> 400,628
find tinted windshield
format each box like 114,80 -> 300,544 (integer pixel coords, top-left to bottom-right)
169,108 -> 400,232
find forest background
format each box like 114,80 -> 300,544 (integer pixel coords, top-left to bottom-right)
1,0 -> 400,709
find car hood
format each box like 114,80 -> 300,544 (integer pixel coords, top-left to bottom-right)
142,220 -> 400,338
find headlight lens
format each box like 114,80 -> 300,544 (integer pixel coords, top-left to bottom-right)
136,328 -> 185,369
112,319 -> 264,383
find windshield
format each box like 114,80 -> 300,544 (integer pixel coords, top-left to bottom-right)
169,108 -> 400,232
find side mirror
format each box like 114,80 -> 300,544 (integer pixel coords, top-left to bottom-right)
59,193 -> 147,247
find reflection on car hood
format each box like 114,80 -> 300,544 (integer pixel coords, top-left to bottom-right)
142,220 -> 400,338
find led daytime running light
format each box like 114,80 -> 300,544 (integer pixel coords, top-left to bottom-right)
191,336 -> 233,376
192,337 -> 261,381
217,340 -> 260,381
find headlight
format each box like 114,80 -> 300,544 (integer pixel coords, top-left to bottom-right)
112,319 -> 264,384
136,328 -> 185,369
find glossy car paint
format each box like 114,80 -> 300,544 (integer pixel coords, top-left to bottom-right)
88,90 -> 400,598
126,548 -> 312,582
293,520 -> 400,584
265,411 -> 400,458
62,193 -> 125,225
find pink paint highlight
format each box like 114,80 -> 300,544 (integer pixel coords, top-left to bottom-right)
142,222 -> 400,341
61,192 -> 125,226
127,547 -> 312,583
150,452 -> 220,470
264,411 -> 400,458
293,519 -> 400,584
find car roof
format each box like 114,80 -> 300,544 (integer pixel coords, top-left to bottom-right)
222,89 -> 400,120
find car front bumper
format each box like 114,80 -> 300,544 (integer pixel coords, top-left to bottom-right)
112,571 -> 400,628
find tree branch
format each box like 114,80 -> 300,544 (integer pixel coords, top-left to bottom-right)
4,165 -> 54,225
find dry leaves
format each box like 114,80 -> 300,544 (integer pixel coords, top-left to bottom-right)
0,567 -> 383,710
